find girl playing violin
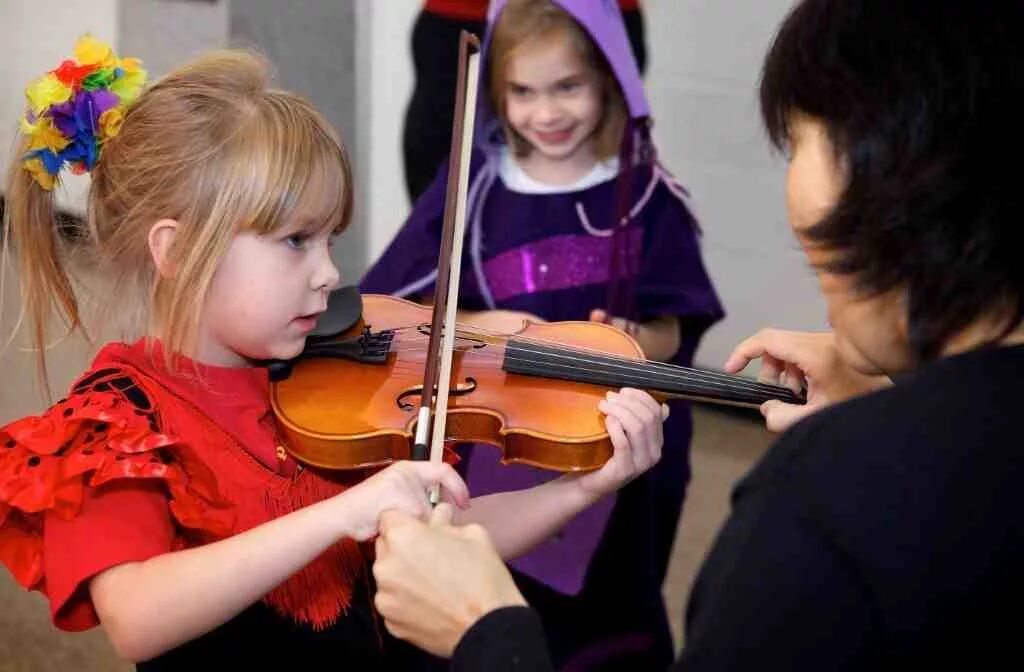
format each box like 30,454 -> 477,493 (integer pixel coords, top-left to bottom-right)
0,39 -> 667,669
362,0 -> 723,666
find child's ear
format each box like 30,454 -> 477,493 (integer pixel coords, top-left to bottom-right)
148,219 -> 179,278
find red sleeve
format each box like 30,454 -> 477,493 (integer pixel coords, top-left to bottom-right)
43,479 -> 174,631
0,371 -> 235,633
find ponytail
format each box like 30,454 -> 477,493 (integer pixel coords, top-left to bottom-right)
3,138 -> 83,393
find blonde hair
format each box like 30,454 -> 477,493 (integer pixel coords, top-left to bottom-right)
489,0 -> 628,160
3,50 -> 353,387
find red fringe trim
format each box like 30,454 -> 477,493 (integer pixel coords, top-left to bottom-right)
258,474 -> 365,630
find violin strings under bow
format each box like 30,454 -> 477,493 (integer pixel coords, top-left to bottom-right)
351,324 -> 802,400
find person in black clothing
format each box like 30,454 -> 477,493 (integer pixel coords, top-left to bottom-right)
370,0 -> 1024,668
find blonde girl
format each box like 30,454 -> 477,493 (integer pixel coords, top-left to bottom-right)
0,38 -> 666,669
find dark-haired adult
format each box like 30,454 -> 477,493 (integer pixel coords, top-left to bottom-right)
370,0 -> 1024,668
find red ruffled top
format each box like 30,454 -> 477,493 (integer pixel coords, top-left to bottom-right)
0,340 -> 370,632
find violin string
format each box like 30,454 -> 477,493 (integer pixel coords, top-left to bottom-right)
337,324 -> 798,398
374,360 -> 788,404
490,356 -> 779,401
382,337 -> 797,397
473,328 -> 795,391
379,350 -> 797,401
505,344 -> 797,396
389,323 -> 793,391
383,332 -> 800,398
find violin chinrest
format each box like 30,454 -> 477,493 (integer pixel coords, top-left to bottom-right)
310,285 -> 363,338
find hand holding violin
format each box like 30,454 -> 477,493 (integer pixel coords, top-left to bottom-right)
566,388 -> 668,499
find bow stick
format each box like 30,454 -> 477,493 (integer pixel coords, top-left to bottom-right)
412,31 -> 481,504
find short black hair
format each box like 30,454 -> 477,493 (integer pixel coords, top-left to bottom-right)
760,0 -> 1024,361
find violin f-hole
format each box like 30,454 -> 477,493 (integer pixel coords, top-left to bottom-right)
397,377 -> 478,411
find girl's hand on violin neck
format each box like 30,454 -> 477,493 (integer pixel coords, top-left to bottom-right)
336,461 -> 470,542
589,309 -> 681,362
569,388 -> 668,500
724,329 -> 892,433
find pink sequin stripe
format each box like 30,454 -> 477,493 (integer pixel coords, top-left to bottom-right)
482,228 -> 643,302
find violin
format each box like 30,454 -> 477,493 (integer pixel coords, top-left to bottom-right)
268,292 -> 803,472
268,32 -> 803,475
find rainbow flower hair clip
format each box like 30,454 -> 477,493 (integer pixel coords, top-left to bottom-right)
19,35 -> 147,190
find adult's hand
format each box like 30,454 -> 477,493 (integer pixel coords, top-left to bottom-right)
724,329 -> 891,432
373,504 -> 528,658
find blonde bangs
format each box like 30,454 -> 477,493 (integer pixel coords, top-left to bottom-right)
228,92 -> 353,239
126,52 -> 354,366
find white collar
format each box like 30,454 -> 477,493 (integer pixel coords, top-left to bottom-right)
498,146 -> 619,194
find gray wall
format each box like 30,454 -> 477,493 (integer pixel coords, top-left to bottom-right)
230,0 -> 365,281
120,0 -> 229,79
643,0 -> 828,367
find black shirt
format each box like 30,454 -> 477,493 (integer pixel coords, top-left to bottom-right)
453,344 -> 1024,670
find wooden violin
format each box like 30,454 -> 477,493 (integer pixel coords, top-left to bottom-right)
268,293 -> 804,472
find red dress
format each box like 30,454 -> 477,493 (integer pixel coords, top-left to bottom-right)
0,340 -> 368,633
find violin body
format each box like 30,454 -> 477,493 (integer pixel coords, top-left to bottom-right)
271,294 -> 637,472
270,294 -> 804,473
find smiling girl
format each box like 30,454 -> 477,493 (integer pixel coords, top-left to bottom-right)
362,0 -> 723,667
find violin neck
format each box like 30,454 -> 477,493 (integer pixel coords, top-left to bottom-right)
501,339 -> 804,408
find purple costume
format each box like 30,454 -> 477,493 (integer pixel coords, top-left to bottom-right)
362,1 -> 723,667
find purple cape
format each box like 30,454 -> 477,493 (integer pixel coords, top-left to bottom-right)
362,0 -> 724,598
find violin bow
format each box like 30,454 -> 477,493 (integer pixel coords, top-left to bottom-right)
414,31 -> 481,504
